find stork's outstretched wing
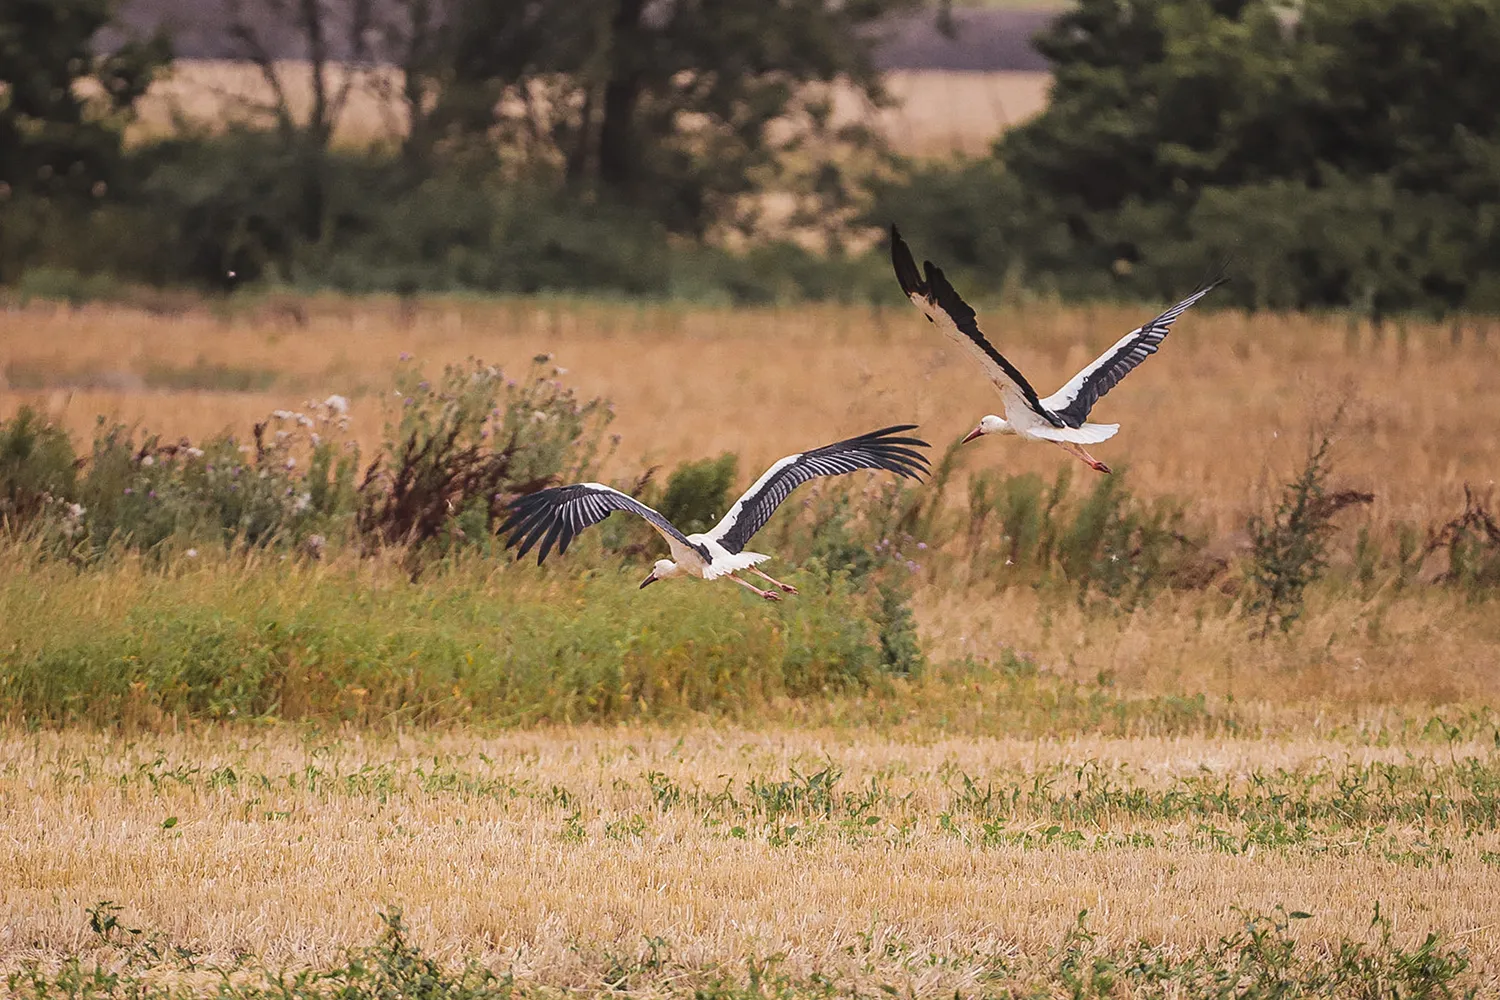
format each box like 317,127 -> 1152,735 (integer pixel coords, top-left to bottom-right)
704,425 -> 930,555
1042,277 -> 1225,426
891,225 -> 1062,428
501,483 -> 707,566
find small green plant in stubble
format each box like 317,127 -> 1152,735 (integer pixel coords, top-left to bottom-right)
5,900 -> 1476,999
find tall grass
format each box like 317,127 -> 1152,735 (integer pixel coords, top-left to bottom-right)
0,547 -> 892,728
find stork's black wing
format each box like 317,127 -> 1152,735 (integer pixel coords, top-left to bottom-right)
1042,276 -> 1225,427
500,482 -> 706,566
704,425 -> 930,555
890,225 -> 1062,428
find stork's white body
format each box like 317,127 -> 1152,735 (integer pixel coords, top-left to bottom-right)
663,532 -> 771,580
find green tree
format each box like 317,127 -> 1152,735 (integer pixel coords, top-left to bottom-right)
0,0 -> 169,200
402,0 -> 923,237
883,0 -> 1500,313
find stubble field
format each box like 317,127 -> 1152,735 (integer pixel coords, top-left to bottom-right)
3,293 -> 1500,995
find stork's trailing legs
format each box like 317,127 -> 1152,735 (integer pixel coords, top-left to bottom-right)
750,567 -> 798,594
1057,441 -> 1111,474
729,574 -> 782,601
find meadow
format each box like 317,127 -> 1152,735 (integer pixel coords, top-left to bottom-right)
3,292 -> 1500,995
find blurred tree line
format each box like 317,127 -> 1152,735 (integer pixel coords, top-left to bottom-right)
3,0 -> 1500,314
880,0 -> 1500,316
1,0 -> 918,301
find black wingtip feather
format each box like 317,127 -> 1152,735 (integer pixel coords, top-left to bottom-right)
889,225 -> 927,300
1200,254 -> 1234,294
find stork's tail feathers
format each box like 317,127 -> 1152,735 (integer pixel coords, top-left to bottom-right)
1031,423 -> 1119,445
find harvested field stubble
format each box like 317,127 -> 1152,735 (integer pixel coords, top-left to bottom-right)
1,729 -> 1497,993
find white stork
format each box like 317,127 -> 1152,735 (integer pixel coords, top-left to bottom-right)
890,225 -> 1224,473
500,425 -> 930,599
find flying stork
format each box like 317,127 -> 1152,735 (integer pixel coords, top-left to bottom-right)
500,425 -> 930,599
890,225 -> 1224,473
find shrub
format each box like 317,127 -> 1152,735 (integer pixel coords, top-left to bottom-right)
0,408 -> 77,525
1245,429 -> 1374,635
656,453 -> 738,535
357,355 -> 611,562
963,465 -> 1194,608
1422,485 -> 1500,596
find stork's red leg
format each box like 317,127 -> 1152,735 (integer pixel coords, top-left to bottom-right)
751,567 -> 798,594
1056,440 -> 1111,474
729,574 -> 781,600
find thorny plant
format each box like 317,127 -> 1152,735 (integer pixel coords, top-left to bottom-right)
1422,483 -> 1500,595
1246,419 -> 1375,636
356,354 -> 615,569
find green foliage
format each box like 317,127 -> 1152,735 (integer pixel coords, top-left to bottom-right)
13,267 -> 122,305
0,408 -> 77,524
5,900 -> 1477,998
0,0 -> 170,284
873,580 -> 924,677
657,454 -> 738,535
0,357 -> 613,565
406,0 -> 920,239
0,0 -> 170,201
360,355 -> 613,559
0,551 -> 887,727
7,132 -> 903,302
963,465 -> 1196,608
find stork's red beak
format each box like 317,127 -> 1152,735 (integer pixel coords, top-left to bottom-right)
961,425 -> 984,445
639,571 -> 659,589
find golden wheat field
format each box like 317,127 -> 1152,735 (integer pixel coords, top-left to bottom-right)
4,295 -> 1500,993
131,62 -> 1051,157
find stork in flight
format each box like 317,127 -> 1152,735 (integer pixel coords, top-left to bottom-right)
890,225 -> 1224,473
500,425 -> 930,599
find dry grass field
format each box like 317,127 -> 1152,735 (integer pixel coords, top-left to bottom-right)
131,62 -> 1051,157
4,295 -> 1500,994
2,296 -> 1493,535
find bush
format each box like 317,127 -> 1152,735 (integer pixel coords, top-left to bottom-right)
1422,485 -> 1500,596
963,465 -> 1195,608
0,408 -> 77,524
1245,429 -> 1374,635
656,453 -> 738,535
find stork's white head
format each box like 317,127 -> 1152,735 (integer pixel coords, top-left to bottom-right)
962,414 -> 1010,444
640,558 -> 682,589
